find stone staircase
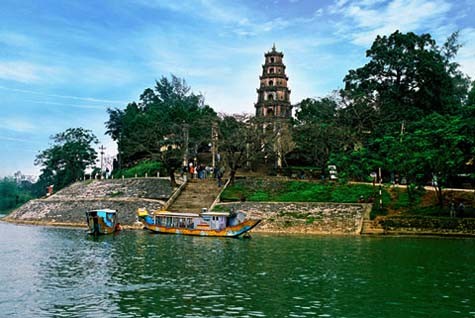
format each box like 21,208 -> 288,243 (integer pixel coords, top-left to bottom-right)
168,179 -> 222,213
361,219 -> 385,235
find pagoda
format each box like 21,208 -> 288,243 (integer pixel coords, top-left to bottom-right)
255,44 -> 292,119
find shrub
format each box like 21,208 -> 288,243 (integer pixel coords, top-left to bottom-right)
113,161 -> 165,179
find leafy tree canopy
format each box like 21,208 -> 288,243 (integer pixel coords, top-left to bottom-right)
35,128 -> 98,191
342,30 -> 469,135
105,75 -> 218,185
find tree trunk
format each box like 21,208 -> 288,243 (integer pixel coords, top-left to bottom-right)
434,184 -> 444,207
169,168 -> 178,187
229,169 -> 237,185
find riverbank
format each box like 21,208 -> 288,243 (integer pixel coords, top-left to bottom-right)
4,177 -> 475,237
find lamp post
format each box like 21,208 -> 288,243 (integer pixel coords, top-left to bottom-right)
99,145 -> 106,179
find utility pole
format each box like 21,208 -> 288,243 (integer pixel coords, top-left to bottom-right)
379,167 -> 383,209
211,122 -> 218,168
400,120 -> 405,142
99,145 -> 106,178
182,123 -> 189,167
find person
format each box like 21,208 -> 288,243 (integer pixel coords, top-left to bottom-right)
115,223 -> 122,232
217,169 -> 223,187
449,200 -> 456,218
457,202 -> 465,216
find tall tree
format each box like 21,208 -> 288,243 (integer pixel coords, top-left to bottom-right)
35,128 -> 98,191
105,75 -> 218,185
217,115 -> 279,184
293,97 -> 353,170
342,30 -> 469,134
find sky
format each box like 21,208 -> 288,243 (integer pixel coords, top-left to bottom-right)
1,0 -> 474,178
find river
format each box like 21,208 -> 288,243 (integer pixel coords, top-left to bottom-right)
0,221 -> 474,317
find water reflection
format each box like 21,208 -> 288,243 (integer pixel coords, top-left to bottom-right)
0,223 -> 474,317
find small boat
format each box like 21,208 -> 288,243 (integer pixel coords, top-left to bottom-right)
85,209 -> 120,235
137,208 -> 261,238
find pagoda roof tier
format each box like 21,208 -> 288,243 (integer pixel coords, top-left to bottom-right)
255,100 -> 291,107
260,74 -> 288,80
262,63 -> 286,68
257,87 -> 291,93
264,51 -> 284,57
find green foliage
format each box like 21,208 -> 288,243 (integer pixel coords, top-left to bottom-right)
0,177 -> 34,213
343,31 -> 468,132
113,161 -> 164,178
221,179 -> 387,204
35,128 -> 98,192
217,115 -> 290,183
105,75 -> 218,185
291,97 -> 352,169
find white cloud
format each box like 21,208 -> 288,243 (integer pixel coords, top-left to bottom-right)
458,28 -> 475,80
0,61 -> 58,83
0,85 -> 127,105
0,117 -> 37,133
0,135 -> 33,143
330,0 -> 452,46
0,32 -> 34,48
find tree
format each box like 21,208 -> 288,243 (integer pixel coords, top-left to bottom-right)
342,30 -> 469,135
368,114 -> 471,206
217,114 -> 280,184
105,75 -> 218,185
0,177 -> 34,212
35,128 -> 98,191
293,97 -> 354,171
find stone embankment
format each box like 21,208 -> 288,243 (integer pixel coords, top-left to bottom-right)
375,216 -> 475,236
216,202 -> 372,235
4,178 -> 175,227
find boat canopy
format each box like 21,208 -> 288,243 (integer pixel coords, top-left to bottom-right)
154,211 -> 200,218
201,212 -> 230,217
86,209 -> 117,214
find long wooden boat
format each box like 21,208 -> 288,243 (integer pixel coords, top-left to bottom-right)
137,208 -> 261,238
85,209 -> 120,235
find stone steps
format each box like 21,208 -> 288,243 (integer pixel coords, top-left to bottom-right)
168,179 -> 222,213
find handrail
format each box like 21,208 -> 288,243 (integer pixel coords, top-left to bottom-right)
162,178 -> 188,211
209,178 -> 231,211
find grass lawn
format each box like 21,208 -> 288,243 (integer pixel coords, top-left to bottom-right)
220,178 -> 474,219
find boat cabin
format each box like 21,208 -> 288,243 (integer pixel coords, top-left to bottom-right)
152,211 -> 231,231
86,209 -> 117,226
85,209 -> 118,235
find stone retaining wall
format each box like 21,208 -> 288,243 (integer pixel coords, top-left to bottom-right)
216,202 -> 371,235
53,178 -> 174,200
5,198 -> 164,226
4,178 -> 175,227
379,216 -> 475,236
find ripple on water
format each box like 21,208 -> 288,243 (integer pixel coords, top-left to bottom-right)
1,225 -> 475,317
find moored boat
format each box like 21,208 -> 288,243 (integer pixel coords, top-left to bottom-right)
85,209 -> 120,235
137,208 -> 261,238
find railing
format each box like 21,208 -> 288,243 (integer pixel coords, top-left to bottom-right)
209,178 -> 231,211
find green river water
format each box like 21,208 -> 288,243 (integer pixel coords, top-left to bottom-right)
0,221 -> 474,317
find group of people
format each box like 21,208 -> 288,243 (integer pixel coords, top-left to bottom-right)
183,161 -> 224,186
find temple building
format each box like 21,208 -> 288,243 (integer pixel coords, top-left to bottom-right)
255,44 -> 292,119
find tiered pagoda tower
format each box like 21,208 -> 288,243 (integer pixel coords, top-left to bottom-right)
255,44 -> 292,119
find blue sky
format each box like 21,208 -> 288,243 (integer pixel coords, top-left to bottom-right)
1,0 -> 474,177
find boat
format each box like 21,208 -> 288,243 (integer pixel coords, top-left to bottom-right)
85,209 -> 120,235
136,208 -> 261,238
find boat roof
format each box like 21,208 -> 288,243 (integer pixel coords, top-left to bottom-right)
154,211 -> 200,217
86,209 -> 117,214
201,212 -> 230,216
152,211 -> 231,217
